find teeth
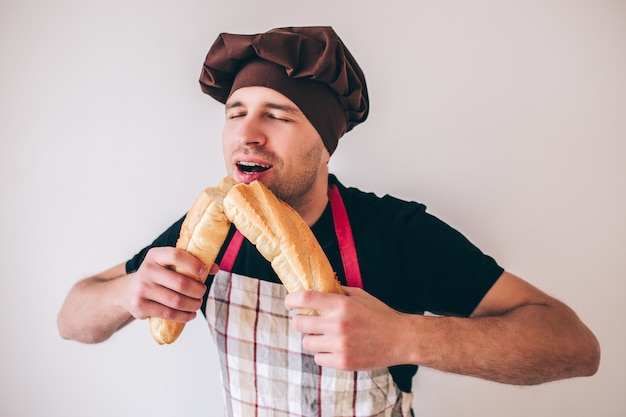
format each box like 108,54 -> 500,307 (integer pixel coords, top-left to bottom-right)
237,161 -> 271,173
238,161 -> 270,168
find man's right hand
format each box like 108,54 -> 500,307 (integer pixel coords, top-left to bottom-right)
123,247 -> 210,323
57,246 -> 214,343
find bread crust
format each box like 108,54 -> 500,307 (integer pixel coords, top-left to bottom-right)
150,178 -> 343,344
223,180 -> 343,297
149,176 -> 237,344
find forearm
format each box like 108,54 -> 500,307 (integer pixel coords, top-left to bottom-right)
57,264 -> 134,343
405,301 -> 600,385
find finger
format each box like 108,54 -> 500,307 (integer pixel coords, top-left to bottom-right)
126,280 -> 200,322
284,290 -> 342,313
301,333 -> 331,353
284,290 -> 309,311
148,247 -> 209,281
313,352 -> 353,371
339,285 -> 365,297
303,338 -> 353,370
291,312 -> 325,334
156,288 -> 204,312
209,263 -> 220,275
148,266 -> 207,300
135,262 -> 206,307
147,299 -> 198,323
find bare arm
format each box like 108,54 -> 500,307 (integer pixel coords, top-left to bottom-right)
408,272 -> 600,384
57,247 -> 209,344
285,271 -> 600,385
57,263 -> 134,343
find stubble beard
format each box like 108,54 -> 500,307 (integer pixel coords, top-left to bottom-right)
269,143 -> 325,213
230,142 -> 325,212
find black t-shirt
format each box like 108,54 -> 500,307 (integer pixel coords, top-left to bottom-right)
126,175 -> 503,392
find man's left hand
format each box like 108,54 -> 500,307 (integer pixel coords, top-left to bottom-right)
285,286 -> 408,371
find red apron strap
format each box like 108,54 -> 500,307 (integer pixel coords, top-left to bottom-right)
219,230 -> 245,272
218,184 -> 363,288
328,184 -> 363,289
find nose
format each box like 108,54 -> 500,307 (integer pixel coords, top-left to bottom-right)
236,117 -> 267,147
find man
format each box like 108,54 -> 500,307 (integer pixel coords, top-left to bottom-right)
58,26 -> 600,416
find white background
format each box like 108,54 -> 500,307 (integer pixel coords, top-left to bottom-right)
1,0 -> 624,416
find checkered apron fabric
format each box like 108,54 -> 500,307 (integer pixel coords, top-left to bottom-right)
206,272 -> 413,416
204,184 -> 413,416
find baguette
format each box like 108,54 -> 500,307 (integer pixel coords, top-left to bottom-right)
151,178 -> 342,344
223,180 -> 343,298
149,176 -> 237,344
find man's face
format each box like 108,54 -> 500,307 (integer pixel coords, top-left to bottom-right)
222,86 -> 330,209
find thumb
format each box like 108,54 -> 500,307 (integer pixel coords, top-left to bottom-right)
340,285 -> 365,296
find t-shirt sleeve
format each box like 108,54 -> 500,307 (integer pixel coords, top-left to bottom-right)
345,188 -> 503,318
125,215 -> 185,274
395,207 -> 503,317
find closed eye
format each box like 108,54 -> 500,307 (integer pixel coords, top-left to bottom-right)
267,114 -> 292,122
225,101 -> 246,120
227,111 -> 246,120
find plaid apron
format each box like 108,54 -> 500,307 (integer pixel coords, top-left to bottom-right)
205,185 -> 413,417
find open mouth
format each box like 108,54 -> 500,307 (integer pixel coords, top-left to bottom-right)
237,161 -> 271,174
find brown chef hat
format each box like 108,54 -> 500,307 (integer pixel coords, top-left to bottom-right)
199,26 -> 369,155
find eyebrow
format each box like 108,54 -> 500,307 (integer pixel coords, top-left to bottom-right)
225,100 -> 301,114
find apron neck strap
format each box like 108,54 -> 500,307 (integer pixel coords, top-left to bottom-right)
328,183 -> 363,289
219,229 -> 244,272
219,183 -> 363,289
